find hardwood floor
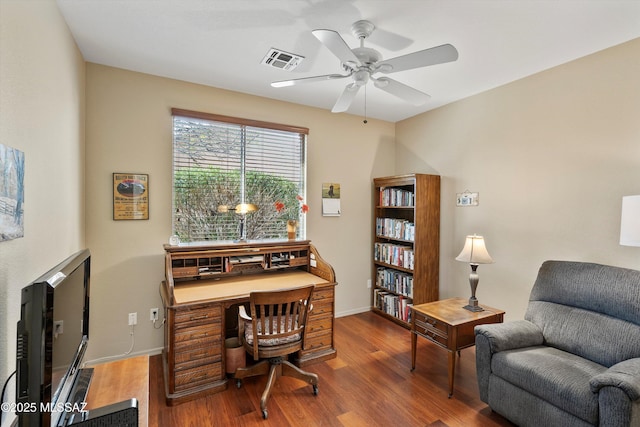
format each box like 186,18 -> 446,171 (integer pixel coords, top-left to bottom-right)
149,311 -> 514,427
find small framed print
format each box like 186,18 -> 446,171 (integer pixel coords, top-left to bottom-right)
113,173 -> 149,220
456,191 -> 479,207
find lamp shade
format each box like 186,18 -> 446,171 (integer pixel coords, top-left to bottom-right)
456,235 -> 494,265
620,195 -> 640,247
234,203 -> 258,214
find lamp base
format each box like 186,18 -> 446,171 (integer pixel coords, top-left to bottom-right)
463,297 -> 484,312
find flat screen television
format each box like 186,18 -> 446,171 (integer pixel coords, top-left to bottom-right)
16,249 -> 91,427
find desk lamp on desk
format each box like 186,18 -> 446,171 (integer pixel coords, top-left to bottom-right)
217,203 -> 259,242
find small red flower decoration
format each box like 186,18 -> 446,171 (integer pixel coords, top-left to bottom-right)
274,196 -> 307,217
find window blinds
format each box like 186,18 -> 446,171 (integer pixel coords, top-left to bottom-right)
172,109 -> 307,242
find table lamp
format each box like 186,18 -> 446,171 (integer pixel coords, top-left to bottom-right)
620,195 -> 640,247
456,235 -> 494,312
216,203 -> 258,241
235,203 -> 258,242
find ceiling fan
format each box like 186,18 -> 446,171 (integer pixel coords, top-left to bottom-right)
271,20 -> 459,113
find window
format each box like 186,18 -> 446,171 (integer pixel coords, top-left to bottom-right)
172,108 -> 308,242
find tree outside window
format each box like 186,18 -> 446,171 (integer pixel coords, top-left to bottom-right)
172,110 -> 307,242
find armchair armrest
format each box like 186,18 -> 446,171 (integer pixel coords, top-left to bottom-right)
475,320 -> 544,354
590,358 -> 640,401
474,320 -> 544,403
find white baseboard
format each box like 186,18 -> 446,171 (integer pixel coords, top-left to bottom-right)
335,306 -> 371,318
84,346 -> 163,367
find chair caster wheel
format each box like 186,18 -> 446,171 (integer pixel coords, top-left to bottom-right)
313,385 -> 319,395
236,379 -> 242,389
262,409 -> 268,419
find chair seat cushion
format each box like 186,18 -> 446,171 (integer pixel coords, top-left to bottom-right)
492,346 -> 607,424
242,317 -> 301,347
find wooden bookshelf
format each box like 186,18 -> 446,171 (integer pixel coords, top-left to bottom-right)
372,174 -> 440,328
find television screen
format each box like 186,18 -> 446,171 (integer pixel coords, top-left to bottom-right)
50,257 -> 90,414
16,249 -> 91,427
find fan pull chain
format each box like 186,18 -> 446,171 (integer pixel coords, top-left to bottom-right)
363,84 -> 368,124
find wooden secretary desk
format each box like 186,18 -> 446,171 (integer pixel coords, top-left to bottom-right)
160,240 -> 337,405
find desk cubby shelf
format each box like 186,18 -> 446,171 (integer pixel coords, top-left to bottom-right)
168,247 -> 310,280
372,174 -> 440,328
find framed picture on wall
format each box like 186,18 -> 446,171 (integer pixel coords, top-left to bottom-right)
113,173 -> 149,220
0,143 -> 25,241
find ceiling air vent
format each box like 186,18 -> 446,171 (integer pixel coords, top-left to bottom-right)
261,48 -> 304,71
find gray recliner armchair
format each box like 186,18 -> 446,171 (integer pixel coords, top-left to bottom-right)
475,260 -> 640,427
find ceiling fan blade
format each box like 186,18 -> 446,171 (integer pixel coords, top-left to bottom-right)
373,77 -> 430,106
378,44 -> 459,74
271,73 -> 350,88
332,83 -> 360,113
312,29 -> 360,65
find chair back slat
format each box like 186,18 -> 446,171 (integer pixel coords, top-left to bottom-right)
245,285 -> 315,360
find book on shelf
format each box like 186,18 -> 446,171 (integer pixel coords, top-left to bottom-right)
373,289 -> 413,322
374,242 -> 414,270
376,267 -> 413,298
379,187 -> 415,207
376,217 -> 415,241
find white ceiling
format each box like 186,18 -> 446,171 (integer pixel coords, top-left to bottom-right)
56,0 -> 640,122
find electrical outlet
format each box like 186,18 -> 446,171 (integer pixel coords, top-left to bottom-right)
366,279 -> 372,289
54,320 -> 64,334
128,312 -> 137,326
150,308 -> 159,322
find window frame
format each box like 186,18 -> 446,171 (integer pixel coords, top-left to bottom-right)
171,108 -> 309,243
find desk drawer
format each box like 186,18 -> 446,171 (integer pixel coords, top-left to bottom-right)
310,299 -> 333,318
175,355 -> 222,373
306,315 -> 332,335
174,362 -> 223,392
175,323 -> 221,347
289,257 -> 308,267
175,345 -> 221,366
175,305 -> 221,328
172,267 -> 199,278
311,287 -> 334,302
303,330 -> 332,352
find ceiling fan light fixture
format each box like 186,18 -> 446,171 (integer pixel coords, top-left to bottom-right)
261,48 -> 304,71
353,69 -> 370,86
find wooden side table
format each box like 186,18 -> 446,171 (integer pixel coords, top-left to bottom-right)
410,297 -> 505,397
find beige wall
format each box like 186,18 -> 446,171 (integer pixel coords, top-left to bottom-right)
84,64 -> 395,360
396,38 -> 640,320
0,0 -> 85,387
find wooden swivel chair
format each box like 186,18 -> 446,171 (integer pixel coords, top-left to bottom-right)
234,285 -> 318,419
